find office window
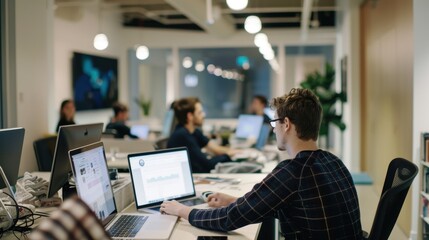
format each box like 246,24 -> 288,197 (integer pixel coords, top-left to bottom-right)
179,47 -> 272,118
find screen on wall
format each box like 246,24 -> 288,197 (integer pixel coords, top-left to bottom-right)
72,52 -> 118,111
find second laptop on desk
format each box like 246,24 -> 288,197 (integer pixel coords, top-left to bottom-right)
127,147 -> 205,211
69,142 -> 177,240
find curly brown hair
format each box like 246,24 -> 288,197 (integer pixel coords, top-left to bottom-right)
270,88 -> 322,141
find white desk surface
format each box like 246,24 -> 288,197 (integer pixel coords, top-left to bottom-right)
122,173 -> 267,240
5,172 -> 267,240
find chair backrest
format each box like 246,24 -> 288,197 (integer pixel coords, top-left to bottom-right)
154,137 -> 169,150
33,135 -> 57,171
366,158 -> 418,240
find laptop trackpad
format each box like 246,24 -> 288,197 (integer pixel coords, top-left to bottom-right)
136,215 -> 177,240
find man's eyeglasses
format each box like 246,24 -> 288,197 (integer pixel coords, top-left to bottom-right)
269,118 -> 283,128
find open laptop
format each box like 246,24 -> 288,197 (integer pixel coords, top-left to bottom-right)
128,147 -> 205,211
232,124 -> 272,162
235,114 -> 264,140
69,142 -> 177,240
130,125 -> 150,139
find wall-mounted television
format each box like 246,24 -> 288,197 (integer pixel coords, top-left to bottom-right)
72,52 -> 118,111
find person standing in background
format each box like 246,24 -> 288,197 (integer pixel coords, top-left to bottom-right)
56,99 -> 76,132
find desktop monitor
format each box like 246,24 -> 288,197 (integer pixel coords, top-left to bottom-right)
47,123 -> 103,198
0,127 -> 25,189
235,114 -> 264,139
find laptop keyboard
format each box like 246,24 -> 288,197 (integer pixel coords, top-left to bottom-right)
108,215 -> 148,238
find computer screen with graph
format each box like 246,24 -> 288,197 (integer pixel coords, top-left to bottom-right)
128,147 -> 196,209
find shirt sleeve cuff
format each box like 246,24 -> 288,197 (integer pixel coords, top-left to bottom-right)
188,209 -> 198,224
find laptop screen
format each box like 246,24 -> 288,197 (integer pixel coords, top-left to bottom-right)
235,114 -> 264,139
130,125 -> 150,139
69,142 -> 116,222
128,147 -> 195,209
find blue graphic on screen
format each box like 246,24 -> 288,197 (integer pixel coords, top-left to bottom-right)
73,52 -> 118,110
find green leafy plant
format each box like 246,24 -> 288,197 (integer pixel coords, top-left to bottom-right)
134,96 -> 152,116
300,63 -> 346,143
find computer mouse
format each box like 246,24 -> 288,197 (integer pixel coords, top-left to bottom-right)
201,191 -> 214,202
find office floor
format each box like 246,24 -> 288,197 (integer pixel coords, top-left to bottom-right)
357,185 -> 408,240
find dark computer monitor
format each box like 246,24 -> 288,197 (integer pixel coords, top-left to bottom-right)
47,123 -> 103,198
0,127 -> 25,189
161,109 -> 176,137
235,114 -> 264,140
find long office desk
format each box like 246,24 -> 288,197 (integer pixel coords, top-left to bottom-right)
123,173 -> 267,240
3,172 -> 267,240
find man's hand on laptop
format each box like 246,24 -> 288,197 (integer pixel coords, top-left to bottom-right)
207,192 -> 237,208
160,200 -> 192,220
227,149 -> 242,157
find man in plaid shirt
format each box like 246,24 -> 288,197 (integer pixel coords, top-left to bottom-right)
161,88 -> 362,239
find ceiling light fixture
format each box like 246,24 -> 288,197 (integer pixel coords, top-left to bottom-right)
244,16 -> 262,34
226,0 -> 248,11
136,45 -> 149,60
93,33 -> 108,51
182,57 -> 193,69
93,3 -> 108,50
195,60 -> 205,72
254,33 -> 268,47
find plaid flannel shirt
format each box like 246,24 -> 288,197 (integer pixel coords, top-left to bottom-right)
189,150 -> 362,239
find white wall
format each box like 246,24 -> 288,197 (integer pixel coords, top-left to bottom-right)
15,0 -> 54,174
334,0 -> 361,171
411,1 -> 429,238
53,5 -> 125,132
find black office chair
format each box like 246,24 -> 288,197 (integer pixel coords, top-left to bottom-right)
154,138 -> 169,150
363,158 -> 418,240
33,135 -> 57,171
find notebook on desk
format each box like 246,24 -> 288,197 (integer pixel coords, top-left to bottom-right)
128,147 -> 205,211
69,142 -> 177,240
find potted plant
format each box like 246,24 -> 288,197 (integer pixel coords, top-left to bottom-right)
134,96 -> 152,117
300,63 -> 346,148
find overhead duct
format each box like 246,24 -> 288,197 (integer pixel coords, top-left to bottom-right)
164,0 -> 236,38
300,0 -> 313,40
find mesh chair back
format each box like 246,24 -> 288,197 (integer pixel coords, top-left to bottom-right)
33,135 -> 57,171
366,158 -> 418,240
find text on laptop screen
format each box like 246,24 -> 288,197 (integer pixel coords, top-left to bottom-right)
129,149 -> 194,207
71,145 -> 115,221
235,114 -> 264,139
